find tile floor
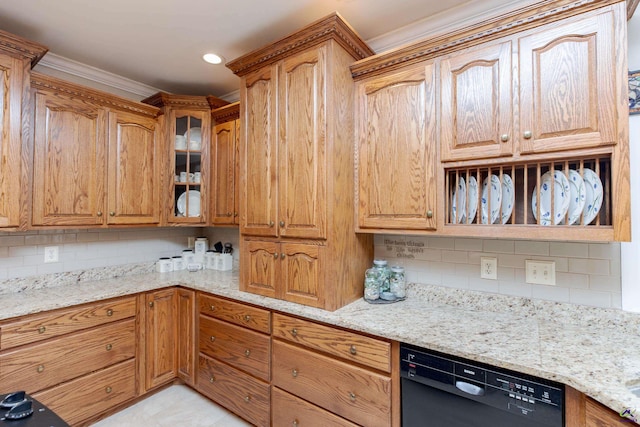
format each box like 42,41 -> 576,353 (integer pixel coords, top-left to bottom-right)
91,385 -> 251,427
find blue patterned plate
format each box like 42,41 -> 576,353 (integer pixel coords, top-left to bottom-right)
481,174 -> 502,224
532,171 -> 570,226
581,168 -> 603,225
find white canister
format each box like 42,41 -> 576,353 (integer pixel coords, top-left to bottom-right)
219,253 -> 233,271
205,250 -> 217,270
182,249 -> 195,266
194,237 -> 209,255
156,257 -> 173,273
172,256 -> 184,271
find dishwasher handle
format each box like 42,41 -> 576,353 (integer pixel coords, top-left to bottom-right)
455,380 -> 485,396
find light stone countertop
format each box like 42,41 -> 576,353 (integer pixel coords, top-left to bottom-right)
2,267 -> 639,422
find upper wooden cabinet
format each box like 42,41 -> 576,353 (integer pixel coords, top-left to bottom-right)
30,73 -> 160,227
0,31 -> 47,229
356,62 -> 438,231
210,102 -> 240,226
228,13 -> 374,310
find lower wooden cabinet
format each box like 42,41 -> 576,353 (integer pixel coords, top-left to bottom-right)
272,387 -> 360,427
177,288 -> 196,386
144,288 -> 178,391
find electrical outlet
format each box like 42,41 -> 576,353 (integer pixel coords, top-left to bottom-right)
480,257 -> 498,280
187,237 -> 196,249
44,246 -> 59,263
525,260 -> 556,286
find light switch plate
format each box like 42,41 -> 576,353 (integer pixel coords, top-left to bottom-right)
480,257 -> 498,280
44,246 -> 59,263
525,260 -> 556,286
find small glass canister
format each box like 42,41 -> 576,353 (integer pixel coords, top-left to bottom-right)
364,267 -> 380,301
390,266 -> 406,298
372,259 -> 391,293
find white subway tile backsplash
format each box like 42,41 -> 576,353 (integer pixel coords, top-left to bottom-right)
469,277 -> 500,293
514,240 -> 549,256
589,276 -> 622,293
570,288 -> 612,307
555,272 -> 589,289
428,237 -> 455,250
568,258 -> 610,276
588,243 -> 620,260
0,236 -> 25,246
440,250 -> 468,264
498,281 -> 532,297
497,254 -> 528,268
454,238 -> 483,251
483,239 -> 515,254
550,242 -> 589,258
531,284 -> 570,302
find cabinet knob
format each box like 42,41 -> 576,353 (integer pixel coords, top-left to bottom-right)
209,376 -> 215,383
426,210 -> 433,218
109,211 -> 115,217
38,326 -> 46,334
105,386 -> 112,394
244,395 -> 251,403
106,309 -> 114,317
37,364 -> 45,373
97,211 -> 103,217
244,315 -> 251,322
210,336 -> 216,342
269,221 -> 274,227
500,134 -> 509,142
148,301 -> 154,308
244,349 -> 251,357
349,392 -> 356,402
280,253 -> 285,260
209,305 -> 215,311
274,252 -> 279,259
106,343 -> 113,351
227,212 -> 232,217
234,212 -> 238,217
279,220 -> 285,227
291,328 -> 298,337
292,369 -> 298,378
349,345 -> 357,355
292,420 -> 299,427
523,130 -> 533,139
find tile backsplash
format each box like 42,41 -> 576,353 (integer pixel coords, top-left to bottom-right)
374,235 -> 621,309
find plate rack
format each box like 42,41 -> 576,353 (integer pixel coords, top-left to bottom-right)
445,156 -> 612,227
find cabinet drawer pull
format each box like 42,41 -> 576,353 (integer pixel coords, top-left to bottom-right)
37,364 -> 45,373
292,420 -> 299,427
234,212 -> 238,217
209,305 -> 215,311
148,301 -> 154,308
523,130 -> 533,139
209,376 -> 215,383
274,252 -> 279,259
279,220 -> 285,227
426,210 -> 433,219
291,328 -> 298,337
210,336 -> 216,342
244,395 -> 251,403
109,211 -> 115,217
106,309 -> 114,316
244,349 -> 251,357
227,212 -> 232,217
244,314 -> 251,322
105,386 -> 112,394
106,343 -> 113,351
349,392 -> 356,402
38,326 -> 46,334
500,134 -> 509,142
280,253 -> 285,260
349,345 -> 357,355
292,369 -> 298,378
269,221 -> 274,227
97,211 -> 103,217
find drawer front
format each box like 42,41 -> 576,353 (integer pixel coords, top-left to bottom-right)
0,296 -> 137,350
197,354 -> 270,427
272,387 -> 359,427
33,359 -> 136,426
0,319 -> 135,394
272,340 -> 391,427
199,293 -> 271,333
199,315 -> 270,381
272,313 -> 391,372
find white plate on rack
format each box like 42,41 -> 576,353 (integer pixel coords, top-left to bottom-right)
467,176 -> 478,224
481,174 -> 502,224
566,169 -> 586,225
501,174 -> 514,224
451,177 -> 466,224
177,190 -> 201,217
582,168 -> 603,225
532,170 -> 570,225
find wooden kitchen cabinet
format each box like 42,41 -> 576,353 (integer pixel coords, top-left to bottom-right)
30,73 -> 160,227
177,288 -> 195,386
355,62 -> 438,231
228,12 -> 374,310
0,31 -> 47,229
565,386 -> 631,426
210,102 -> 240,225
144,288 -> 177,391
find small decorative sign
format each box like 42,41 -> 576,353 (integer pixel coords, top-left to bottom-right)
630,70 -> 640,115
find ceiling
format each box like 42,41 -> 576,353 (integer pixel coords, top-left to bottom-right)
0,0 -> 530,99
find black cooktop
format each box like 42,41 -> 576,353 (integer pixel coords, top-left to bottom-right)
0,392 -> 69,427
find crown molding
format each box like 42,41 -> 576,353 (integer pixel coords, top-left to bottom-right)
35,52 -> 163,99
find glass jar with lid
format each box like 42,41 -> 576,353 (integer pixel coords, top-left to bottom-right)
390,266 -> 406,298
372,259 -> 391,293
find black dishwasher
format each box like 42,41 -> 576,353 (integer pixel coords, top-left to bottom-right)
401,344 -> 564,427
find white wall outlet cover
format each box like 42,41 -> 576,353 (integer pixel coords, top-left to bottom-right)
44,246 -> 59,263
480,257 -> 498,280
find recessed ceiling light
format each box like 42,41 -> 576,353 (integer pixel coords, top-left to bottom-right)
203,53 -> 223,64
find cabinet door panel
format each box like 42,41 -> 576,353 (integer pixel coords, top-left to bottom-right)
241,67 -> 278,236
279,47 -> 326,239
519,10 -> 617,153
358,65 -> 437,230
240,239 -> 278,298
281,243 -> 323,308
441,41 -> 513,161
32,92 -> 106,226
212,121 -> 235,224
107,110 -> 159,224
145,288 -> 177,390
177,288 -> 195,385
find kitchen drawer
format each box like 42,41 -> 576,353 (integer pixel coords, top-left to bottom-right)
197,353 -> 270,427
0,319 -> 135,394
272,313 -> 391,372
199,315 -> 270,381
0,296 -> 137,350
272,340 -> 391,427
272,387 -> 359,427
199,293 -> 271,333
33,359 -> 136,426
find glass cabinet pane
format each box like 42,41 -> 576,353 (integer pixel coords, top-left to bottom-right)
174,114 -> 202,218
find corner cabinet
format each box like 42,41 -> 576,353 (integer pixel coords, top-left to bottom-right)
143,288 -> 177,391
0,31 -> 47,229
210,102 -> 240,226
30,73 -> 161,227
351,1 -> 630,241
228,13 -> 374,310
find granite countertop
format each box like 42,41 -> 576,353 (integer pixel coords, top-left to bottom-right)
3,268 -> 639,421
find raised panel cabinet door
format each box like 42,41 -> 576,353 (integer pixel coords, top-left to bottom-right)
177,288 -> 195,386
278,46 -> 326,239
107,110 -> 159,225
440,41 -> 513,161
241,66 -> 278,236
519,9 -> 618,153
145,288 -> 177,390
240,239 -> 279,298
211,121 -> 235,224
234,119 -> 240,224
32,91 -> 107,226
357,64 -> 437,230
0,56 -> 24,228
280,242 -> 323,308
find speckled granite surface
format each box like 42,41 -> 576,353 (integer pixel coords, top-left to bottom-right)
2,266 -> 639,420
